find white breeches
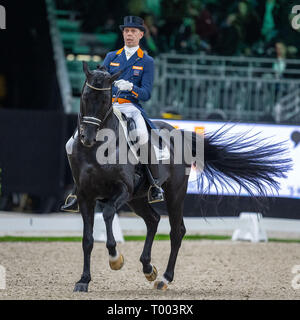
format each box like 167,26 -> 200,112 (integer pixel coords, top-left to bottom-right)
114,102 -> 148,145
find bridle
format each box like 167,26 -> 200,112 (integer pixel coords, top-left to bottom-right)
79,81 -> 120,129
85,82 -> 110,92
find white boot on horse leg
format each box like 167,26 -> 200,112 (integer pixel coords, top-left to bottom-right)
154,276 -> 169,291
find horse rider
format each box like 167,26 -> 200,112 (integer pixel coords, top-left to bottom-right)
61,16 -> 164,212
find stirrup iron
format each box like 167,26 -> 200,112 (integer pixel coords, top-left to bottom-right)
61,194 -> 79,213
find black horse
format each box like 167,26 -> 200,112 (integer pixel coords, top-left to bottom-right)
68,62 -> 291,292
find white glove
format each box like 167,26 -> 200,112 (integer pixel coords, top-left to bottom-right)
114,79 -> 133,91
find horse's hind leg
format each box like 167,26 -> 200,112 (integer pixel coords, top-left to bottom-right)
128,198 -> 160,282
154,178 -> 188,290
74,196 -> 95,292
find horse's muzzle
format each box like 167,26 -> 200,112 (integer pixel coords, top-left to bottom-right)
80,134 -> 96,147
80,124 -> 98,148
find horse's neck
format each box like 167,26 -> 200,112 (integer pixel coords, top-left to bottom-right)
105,110 -> 119,132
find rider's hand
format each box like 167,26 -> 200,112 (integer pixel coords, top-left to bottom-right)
114,80 -> 133,91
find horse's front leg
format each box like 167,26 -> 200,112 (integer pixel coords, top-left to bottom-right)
74,196 -> 95,292
103,183 -> 129,270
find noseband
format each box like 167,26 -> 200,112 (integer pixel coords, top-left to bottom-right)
80,82 -> 113,128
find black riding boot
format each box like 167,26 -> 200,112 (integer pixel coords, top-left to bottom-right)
145,164 -> 164,203
60,185 -> 79,213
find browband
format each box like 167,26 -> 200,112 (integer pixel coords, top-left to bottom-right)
86,82 -> 111,91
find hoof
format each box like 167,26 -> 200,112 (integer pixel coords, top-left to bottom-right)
145,265 -> 158,282
109,253 -> 124,270
73,282 -> 88,292
153,280 -> 168,291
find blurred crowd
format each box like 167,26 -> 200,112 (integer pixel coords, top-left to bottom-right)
56,0 -> 300,59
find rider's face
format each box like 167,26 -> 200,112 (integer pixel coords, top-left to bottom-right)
123,27 -> 144,47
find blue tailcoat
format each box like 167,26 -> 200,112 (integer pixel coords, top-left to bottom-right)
102,47 -> 156,129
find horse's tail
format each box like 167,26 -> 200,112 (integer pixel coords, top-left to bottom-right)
190,125 -> 292,199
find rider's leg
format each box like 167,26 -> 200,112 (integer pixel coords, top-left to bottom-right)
146,137 -> 164,203
115,103 -> 148,145
128,109 -> 164,203
130,109 -> 148,146
115,103 -> 164,203
61,134 -> 79,212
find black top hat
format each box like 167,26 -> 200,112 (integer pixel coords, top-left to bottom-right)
119,16 -> 145,32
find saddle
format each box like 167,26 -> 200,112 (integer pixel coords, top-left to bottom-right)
113,107 -> 170,162
121,113 -> 138,144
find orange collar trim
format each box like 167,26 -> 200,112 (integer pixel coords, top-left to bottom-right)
116,47 -> 124,55
116,47 -> 143,58
137,48 -> 144,58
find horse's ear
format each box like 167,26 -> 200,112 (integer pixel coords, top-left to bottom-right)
110,70 -> 123,84
97,65 -> 107,72
82,61 -> 92,77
